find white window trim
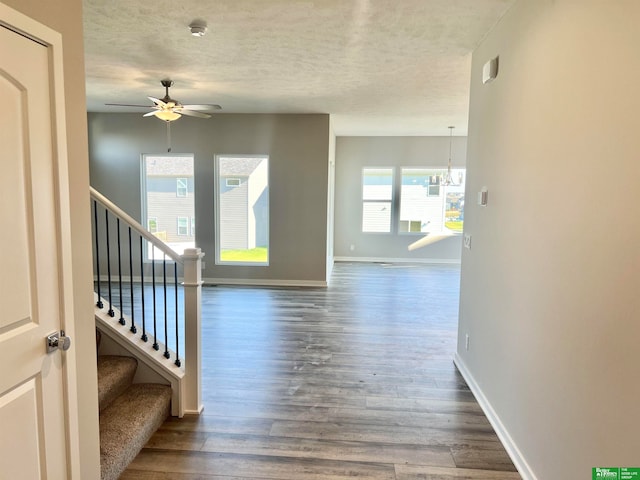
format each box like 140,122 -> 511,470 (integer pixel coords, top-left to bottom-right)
214,154 -> 270,266
362,167 -> 394,234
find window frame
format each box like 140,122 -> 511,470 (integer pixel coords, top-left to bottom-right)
361,167 -> 394,234
177,216 -> 189,236
398,167 -> 466,236
214,154 -> 270,266
427,175 -> 441,197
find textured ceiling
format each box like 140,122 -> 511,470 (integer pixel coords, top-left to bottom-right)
83,0 -> 516,136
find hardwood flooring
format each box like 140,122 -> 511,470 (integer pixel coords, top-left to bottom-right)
121,262 -> 521,479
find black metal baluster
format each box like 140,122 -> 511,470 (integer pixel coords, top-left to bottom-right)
128,227 -> 136,334
152,246 -> 159,351
93,201 -> 103,308
140,235 -> 148,342
105,210 -> 114,317
174,262 -> 181,367
163,256 -> 170,359
117,218 -> 125,325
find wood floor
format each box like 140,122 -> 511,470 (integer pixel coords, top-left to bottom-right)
121,262 -> 521,480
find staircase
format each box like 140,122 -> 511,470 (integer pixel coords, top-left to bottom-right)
97,353 -> 171,480
91,187 -> 205,478
91,187 -> 204,418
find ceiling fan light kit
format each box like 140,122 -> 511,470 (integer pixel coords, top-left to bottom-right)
155,110 -> 181,122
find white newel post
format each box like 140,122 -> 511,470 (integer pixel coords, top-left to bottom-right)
182,248 -> 204,415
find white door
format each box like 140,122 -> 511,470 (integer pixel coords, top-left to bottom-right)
0,10 -> 77,479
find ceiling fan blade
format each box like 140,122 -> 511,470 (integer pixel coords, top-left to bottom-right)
143,111 -> 158,117
181,104 -> 222,111
148,96 -> 167,107
177,109 -> 211,119
105,103 -> 157,108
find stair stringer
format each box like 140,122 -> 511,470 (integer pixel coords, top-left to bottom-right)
95,301 -> 185,417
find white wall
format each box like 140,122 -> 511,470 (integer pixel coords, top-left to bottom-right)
2,0 -> 100,477
335,136 -> 467,262
457,1 -> 640,478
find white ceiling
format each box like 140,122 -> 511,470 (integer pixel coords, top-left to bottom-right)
83,0 -> 516,136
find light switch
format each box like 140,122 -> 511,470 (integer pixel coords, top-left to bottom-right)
477,187 -> 488,206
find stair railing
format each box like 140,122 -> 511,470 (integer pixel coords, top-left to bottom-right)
90,186 -> 203,416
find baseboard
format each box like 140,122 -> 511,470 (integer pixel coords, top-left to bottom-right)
95,274 -> 184,283
183,405 -> 204,415
95,274 -> 326,288
202,277 -> 328,288
334,256 -> 461,265
453,353 -> 537,480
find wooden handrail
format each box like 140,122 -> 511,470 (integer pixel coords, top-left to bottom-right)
89,186 -> 182,263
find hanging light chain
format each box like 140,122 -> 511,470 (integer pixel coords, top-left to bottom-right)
442,126 -> 455,186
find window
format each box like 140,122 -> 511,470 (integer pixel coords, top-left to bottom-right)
176,178 -> 188,197
191,217 -> 196,236
428,175 -> 440,196
177,217 -> 188,236
142,155 -> 195,258
399,168 -> 466,234
362,168 -> 393,233
215,155 -> 269,265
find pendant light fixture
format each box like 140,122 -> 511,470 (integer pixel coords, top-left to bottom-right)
441,126 -> 456,186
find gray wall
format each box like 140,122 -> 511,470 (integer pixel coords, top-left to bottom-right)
458,1 -> 640,478
326,123 -> 336,280
335,136 -> 467,262
89,113 -> 330,284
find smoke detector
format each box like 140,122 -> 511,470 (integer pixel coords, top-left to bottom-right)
189,20 -> 207,37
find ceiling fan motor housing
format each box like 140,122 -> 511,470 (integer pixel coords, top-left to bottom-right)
160,80 -> 177,104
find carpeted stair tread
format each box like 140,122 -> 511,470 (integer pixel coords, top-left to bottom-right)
97,355 -> 138,412
100,383 -> 171,480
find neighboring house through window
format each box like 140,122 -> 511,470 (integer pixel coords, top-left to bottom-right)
363,166 -> 466,235
215,155 -> 269,265
142,154 -> 195,258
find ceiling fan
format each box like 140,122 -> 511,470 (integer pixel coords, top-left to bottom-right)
106,79 -> 221,152
106,79 -> 222,122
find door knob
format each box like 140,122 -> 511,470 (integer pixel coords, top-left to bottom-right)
46,330 -> 71,353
